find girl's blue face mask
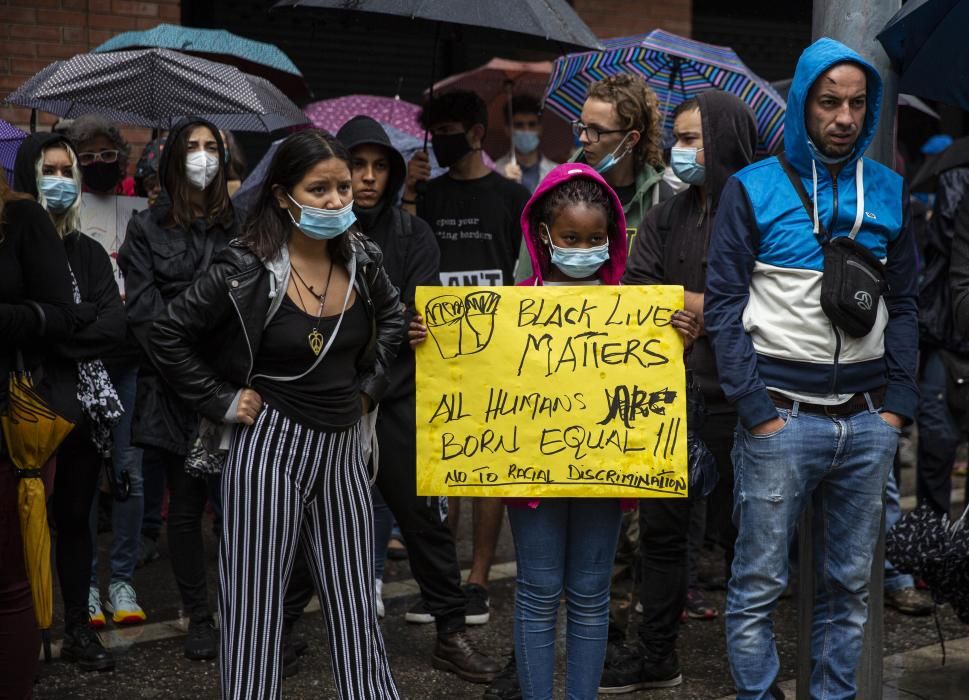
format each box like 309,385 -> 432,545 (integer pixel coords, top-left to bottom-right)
287,194 -> 356,241
40,175 -> 79,213
542,223 -> 610,279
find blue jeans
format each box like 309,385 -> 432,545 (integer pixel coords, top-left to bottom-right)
883,468 -> 914,592
372,485 -> 392,581
90,362 -> 144,585
509,499 -> 622,700
726,399 -> 898,700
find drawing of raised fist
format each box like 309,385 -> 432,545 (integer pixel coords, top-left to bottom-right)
461,291 -> 500,355
425,295 -> 465,358
424,291 -> 501,359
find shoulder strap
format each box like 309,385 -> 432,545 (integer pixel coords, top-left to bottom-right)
777,154 -> 827,243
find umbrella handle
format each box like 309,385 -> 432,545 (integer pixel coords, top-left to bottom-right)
42,629 -> 51,662
506,82 -> 516,167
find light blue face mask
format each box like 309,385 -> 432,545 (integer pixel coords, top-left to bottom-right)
512,129 -> 540,155
287,194 -> 356,241
670,146 -> 706,185
594,132 -> 631,174
40,176 -> 79,213
543,224 -> 610,279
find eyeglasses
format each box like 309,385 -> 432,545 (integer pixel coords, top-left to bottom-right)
77,150 -> 119,166
571,120 -> 627,143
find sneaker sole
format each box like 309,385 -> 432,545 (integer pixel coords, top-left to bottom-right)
431,654 -> 498,684
88,616 -> 106,629
61,648 -> 115,672
598,675 -> 683,693
405,613 -> 435,624
465,611 -> 490,625
685,609 -> 719,620
112,612 -> 147,624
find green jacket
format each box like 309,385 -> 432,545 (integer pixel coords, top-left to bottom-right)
512,150 -> 666,282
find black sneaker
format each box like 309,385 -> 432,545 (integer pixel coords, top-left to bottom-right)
282,627 -> 309,678
598,647 -> 682,694
61,625 -> 115,672
463,583 -> 490,625
483,650 -> 521,700
405,598 -> 435,624
184,618 -> 217,661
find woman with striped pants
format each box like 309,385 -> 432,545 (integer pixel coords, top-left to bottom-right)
148,130 -> 404,699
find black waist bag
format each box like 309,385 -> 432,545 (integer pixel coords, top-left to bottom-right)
779,154 -> 886,338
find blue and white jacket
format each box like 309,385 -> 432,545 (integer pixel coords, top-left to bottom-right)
704,38 -> 919,430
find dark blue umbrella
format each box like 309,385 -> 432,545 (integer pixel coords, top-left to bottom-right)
0,119 -> 27,186
877,0 -> 969,110
92,23 -> 309,100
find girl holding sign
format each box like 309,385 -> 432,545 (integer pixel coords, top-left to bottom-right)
410,163 -> 697,700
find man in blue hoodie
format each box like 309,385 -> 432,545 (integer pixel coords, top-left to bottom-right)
705,39 -> 918,699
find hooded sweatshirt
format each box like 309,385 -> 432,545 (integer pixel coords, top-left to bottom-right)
336,115 -> 440,402
705,38 -> 919,429
623,91 -> 757,410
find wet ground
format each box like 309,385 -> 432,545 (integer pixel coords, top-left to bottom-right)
33,466 -> 969,699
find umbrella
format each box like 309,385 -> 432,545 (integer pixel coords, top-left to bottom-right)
272,0 -> 601,52
92,23 -> 310,100
1,363 -> 75,660
4,48 -> 308,132
910,136 -> 969,192
877,0 -> 969,111
543,29 -> 786,155
0,119 -> 27,185
428,58 -> 573,165
305,95 -> 423,139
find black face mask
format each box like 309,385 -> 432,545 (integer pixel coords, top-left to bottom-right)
81,161 -> 122,194
432,132 -> 474,169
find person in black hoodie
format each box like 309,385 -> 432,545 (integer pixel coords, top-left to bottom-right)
117,119 -> 237,660
13,132 -> 126,672
599,90 -> 756,693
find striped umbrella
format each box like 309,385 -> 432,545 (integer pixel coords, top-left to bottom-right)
543,29 -> 786,154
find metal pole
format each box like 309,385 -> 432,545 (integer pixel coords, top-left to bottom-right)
803,4 -> 900,697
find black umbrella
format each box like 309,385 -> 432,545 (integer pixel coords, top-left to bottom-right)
4,48 -> 308,132
272,0 -> 601,52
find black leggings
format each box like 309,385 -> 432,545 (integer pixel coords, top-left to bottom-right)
53,427 -> 102,627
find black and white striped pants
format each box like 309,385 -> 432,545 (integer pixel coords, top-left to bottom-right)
218,404 -> 400,700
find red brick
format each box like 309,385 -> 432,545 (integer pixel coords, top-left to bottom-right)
12,0 -> 60,7
159,4 -> 180,21
87,28 -> 116,45
6,24 -> 62,42
11,58 -> 55,76
35,42 -> 88,60
112,0 -> 159,17
87,13 -> 140,30
89,0 -> 113,12
4,8 -> 37,24
63,25 -> 86,43
3,41 -> 37,58
36,9 -> 88,26
0,75 -> 31,92
134,16 -> 162,28
62,0 -> 91,8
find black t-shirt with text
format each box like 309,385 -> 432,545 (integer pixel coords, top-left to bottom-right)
418,172 -> 530,286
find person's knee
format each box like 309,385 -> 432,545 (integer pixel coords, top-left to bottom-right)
517,577 -> 563,619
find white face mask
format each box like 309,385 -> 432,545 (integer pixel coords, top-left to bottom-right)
185,150 -> 220,190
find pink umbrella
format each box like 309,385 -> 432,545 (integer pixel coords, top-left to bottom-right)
304,95 -> 423,139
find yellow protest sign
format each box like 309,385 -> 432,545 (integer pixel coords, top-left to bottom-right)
415,285 -> 688,498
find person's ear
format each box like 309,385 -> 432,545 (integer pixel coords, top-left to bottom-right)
624,129 -> 641,153
272,185 -> 291,211
469,124 -> 486,148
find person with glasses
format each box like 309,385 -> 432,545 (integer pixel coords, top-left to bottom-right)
67,115 -> 136,196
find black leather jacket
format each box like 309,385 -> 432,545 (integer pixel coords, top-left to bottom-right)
147,233 -> 404,425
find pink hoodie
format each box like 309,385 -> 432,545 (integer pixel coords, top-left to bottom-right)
518,162 -> 628,287
513,162 -> 635,511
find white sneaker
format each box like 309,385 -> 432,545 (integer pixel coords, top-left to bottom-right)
88,586 -> 106,628
104,581 -> 147,625
375,579 -> 385,618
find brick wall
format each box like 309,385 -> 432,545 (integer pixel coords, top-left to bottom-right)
0,0 -> 181,167
572,0 -> 692,40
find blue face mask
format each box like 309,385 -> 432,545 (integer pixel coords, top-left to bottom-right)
287,194 -> 356,241
512,129 -> 540,155
40,176 -> 78,213
594,132 -> 632,174
670,146 -> 706,185
543,224 -> 610,279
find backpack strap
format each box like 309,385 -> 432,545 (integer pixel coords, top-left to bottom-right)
777,153 -> 828,244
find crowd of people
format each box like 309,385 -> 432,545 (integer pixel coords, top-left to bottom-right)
0,35 -> 965,700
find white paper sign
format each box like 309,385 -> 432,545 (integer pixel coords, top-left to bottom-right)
79,193 -> 149,293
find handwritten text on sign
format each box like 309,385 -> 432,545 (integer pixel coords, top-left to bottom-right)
415,285 -> 687,498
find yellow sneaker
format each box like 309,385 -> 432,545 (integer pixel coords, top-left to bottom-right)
105,581 -> 147,625
88,586 -> 106,628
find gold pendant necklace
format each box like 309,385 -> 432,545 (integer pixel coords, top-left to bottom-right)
308,298 -> 325,355
291,260 -> 335,357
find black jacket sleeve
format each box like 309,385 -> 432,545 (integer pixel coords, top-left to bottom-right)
56,235 -> 126,361
359,241 -> 405,404
951,196 -> 969,335
148,256 -> 242,423
117,213 -> 166,354
0,201 -> 75,344
622,203 -> 667,285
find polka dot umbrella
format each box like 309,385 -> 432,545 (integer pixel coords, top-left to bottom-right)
4,48 -> 309,132
304,95 -> 424,140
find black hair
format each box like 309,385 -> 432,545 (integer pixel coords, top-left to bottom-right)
529,178 -> 618,271
241,129 -> 355,262
672,97 -> 700,120
506,94 -> 543,124
419,90 -> 488,135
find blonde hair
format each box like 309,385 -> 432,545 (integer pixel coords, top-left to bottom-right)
587,74 -> 664,172
35,142 -> 82,238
